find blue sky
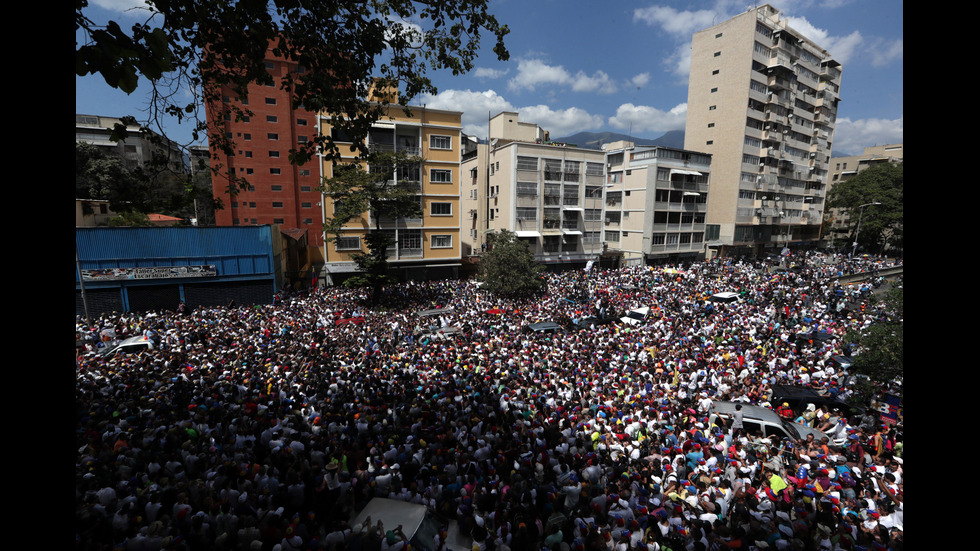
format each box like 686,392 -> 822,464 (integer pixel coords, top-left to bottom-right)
77,0 -> 903,156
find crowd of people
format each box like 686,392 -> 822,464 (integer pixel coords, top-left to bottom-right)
76,253 -> 903,551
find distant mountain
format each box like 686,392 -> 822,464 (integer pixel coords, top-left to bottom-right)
553,130 -> 685,150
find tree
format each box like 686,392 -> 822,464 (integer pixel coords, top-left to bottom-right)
321,150 -> 423,302
76,141 -> 216,222
76,0 -> 509,187
825,162 -> 903,255
478,230 -> 545,296
843,287 -> 903,389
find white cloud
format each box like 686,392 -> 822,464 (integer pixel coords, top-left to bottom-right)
570,70 -> 617,94
630,73 -> 651,89
633,5 -> 719,37
474,67 -> 509,80
832,116 -> 903,156
508,59 -> 571,92
869,38 -> 903,67
519,105 -> 606,137
421,88 -> 605,137
608,103 -> 687,134
507,59 -> 616,94
420,89 -> 515,136
667,44 -> 692,78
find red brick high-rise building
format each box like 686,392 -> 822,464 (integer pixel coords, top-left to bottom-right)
205,46 -> 324,246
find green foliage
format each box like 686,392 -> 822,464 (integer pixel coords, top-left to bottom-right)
321,150 -> 423,302
844,287 -> 903,387
478,230 -> 544,296
107,211 -> 153,227
826,162 -> 903,254
77,0 -> 510,191
76,141 -> 214,221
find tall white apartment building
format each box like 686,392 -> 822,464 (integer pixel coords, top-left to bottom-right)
684,4 -> 842,256
461,112 -> 606,268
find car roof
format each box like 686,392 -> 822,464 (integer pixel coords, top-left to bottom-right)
710,401 -> 782,423
351,498 -> 426,540
416,307 -> 453,317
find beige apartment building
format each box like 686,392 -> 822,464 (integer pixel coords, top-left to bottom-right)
319,101 -> 463,282
603,141 -> 712,264
461,112 -> 606,268
684,4 -> 842,256
824,144 -> 903,249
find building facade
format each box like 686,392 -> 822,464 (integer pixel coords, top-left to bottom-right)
461,112 -> 606,268
319,102 -> 464,282
603,141 -> 712,264
75,114 -> 186,173
205,48 -> 323,246
824,144 -> 903,248
684,4 -> 842,256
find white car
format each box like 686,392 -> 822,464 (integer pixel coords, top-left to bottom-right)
620,306 -> 652,326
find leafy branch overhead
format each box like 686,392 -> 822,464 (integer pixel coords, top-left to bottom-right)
76,0 -> 510,183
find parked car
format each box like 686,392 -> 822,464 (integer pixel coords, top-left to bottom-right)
523,321 -> 563,334
351,498 -> 472,551
708,400 -> 834,448
99,335 -> 154,358
709,291 -> 740,304
620,306 -> 653,326
770,384 -> 865,419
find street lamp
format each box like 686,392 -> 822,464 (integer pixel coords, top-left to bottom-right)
850,202 -> 881,259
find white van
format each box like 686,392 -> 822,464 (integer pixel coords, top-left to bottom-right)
620,306 -> 652,326
351,498 -> 471,551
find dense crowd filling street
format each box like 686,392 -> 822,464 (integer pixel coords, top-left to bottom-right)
76,253 -> 903,551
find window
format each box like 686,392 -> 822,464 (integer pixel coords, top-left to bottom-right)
248,201 -> 256,207
244,133 -> 251,140
712,69 -> 719,75
301,202 -> 312,208
269,151 -> 280,158
231,202 -> 238,208
714,51 -> 721,57
298,136 -> 308,143
709,105 -> 717,110
272,202 -> 283,208
245,168 -> 254,175
265,97 -> 276,105
273,218 -> 285,224
429,135 -> 452,150
271,185 -> 283,191
431,234 -> 452,248
710,88 -> 718,93
605,231 -> 620,243
264,61 -> 275,69
715,33 -> 723,38
430,169 -> 452,183
266,115 -> 278,123
300,169 -> 311,176
516,156 -> 538,171
297,119 -> 307,126
270,168 -> 281,175
300,186 -> 311,192
706,140 -> 713,145
303,218 -> 313,225
336,236 -> 361,251
516,207 -> 537,221
707,123 -> 714,128
244,151 -> 252,158
430,202 -> 452,216
268,133 -> 279,140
